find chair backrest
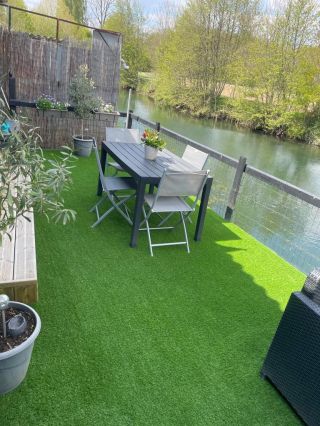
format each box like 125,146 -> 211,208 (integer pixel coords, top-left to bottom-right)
92,138 -> 108,193
182,145 -> 208,170
105,128 -> 139,144
156,170 -> 209,207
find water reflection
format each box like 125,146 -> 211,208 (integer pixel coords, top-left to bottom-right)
118,91 -> 320,272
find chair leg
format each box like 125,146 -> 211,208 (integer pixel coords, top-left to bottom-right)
143,206 -> 154,257
111,194 -> 134,225
91,192 -> 135,227
180,212 -> 190,253
89,194 -> 108,212
157,211 -> 174,227
91,204 -> 116,228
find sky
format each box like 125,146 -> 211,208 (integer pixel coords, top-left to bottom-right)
25,0 -> 284,25
25,0 -> 185,29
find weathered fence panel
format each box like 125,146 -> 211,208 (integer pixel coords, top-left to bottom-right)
0,27 -> 121,148
20,108 -> 118,149
0,28 -> 121,105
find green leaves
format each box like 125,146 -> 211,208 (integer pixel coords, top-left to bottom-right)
0,116 -> 77,237
69,64 -> 100,120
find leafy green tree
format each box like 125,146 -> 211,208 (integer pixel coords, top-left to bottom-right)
155,0 -> 258,111
104,0 -> 150,88
4,0 -> 34,33
65,0 -> 86,23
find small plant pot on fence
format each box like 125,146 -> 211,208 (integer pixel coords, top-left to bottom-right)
0,299 -> 41,395
73,135 -> 94,157
144,145 -> 159,160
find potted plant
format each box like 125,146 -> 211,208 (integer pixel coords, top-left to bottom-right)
69,64 -> 100,157
0,295 -> 41,395
141,128 -> 166,160
36,94 -> 55,111
36,95 -> 69,117
0,101 -> 76,393
95,98 -> 115,114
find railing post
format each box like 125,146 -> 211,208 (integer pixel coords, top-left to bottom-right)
225,156 -> 247,221
8,74 -> 16,111
56,18 -> 60,41
8,6 -> 12,31
127,112 -> 133,129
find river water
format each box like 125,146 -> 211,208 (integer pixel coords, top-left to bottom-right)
118,91 -> 320,273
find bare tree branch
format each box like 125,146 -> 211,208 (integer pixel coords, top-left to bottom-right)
87,0 -> 115,28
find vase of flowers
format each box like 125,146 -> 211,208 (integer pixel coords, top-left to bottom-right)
141,129 -> 166,160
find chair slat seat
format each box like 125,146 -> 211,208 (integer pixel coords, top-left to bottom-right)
0,211 -> 38,303
141,169 -> 209,256
107,161 -> 124,171
144,194 -> 193,213
104,176 -> 137,192
90,138 -> 137,227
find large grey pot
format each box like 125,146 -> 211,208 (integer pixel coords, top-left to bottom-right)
73,135 -> 94,157
0,302 -> 41,395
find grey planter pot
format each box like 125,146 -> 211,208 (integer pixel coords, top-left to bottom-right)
73,135 -> 94,157
0,302 -> 41,395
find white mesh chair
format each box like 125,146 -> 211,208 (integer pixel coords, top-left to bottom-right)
106,128 -> 139,174
141,169 -> 209,256
90,138 -> 137,227
182,145 -> 208,170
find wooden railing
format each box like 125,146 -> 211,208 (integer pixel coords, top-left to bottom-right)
0,3 -> 120,41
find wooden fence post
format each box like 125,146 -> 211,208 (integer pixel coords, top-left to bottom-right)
56,19 -> 60,41
8,6 -> 12,31
127,112 -> 133,129
225,156 -> 247,221
8,74 -> 16,111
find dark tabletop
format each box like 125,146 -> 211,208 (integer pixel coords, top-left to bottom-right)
104,142 -> 198,182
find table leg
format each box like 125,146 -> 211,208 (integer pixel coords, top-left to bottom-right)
194,177 -> 213,241
130,179 -> 146,247
97,145 -> 107,196
149,184 -> 155,194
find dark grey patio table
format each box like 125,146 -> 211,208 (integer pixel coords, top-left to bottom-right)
97,142 -> 213,247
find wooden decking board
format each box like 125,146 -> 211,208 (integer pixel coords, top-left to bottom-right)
0,226 -> 15,282
0,210 -> 38,303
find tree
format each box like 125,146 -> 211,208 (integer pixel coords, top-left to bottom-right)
4,0 -> 34,33
65,0 -> 86,23
155,0 -> 258,110
31,0 -> 89,40
86,0 -> 115,28
104,0 -> 150,88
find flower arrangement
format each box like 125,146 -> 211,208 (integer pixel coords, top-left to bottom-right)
55,101 -> 70,111
36,94 -> 55,111
141,129 -> 166,150
99,103 -> 114,113
95,97 -> 114,113
36,95 -> 69,111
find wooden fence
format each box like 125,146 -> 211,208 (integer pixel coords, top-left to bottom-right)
0,25 -> 122,148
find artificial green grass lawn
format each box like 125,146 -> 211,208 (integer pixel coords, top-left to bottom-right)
1,154 -> 305,425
